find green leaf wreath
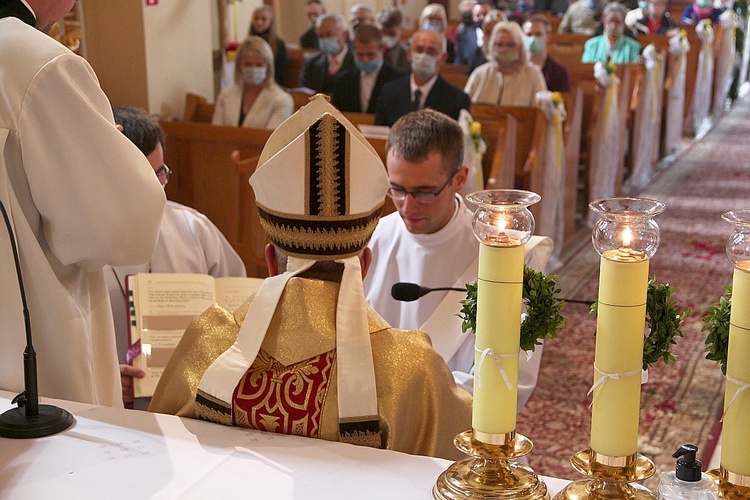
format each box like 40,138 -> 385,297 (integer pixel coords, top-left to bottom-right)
702,286 -> 731,375
458,266 -> 565,352
590,278 -> 690,371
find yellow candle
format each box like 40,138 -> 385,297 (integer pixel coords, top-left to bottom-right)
721,264 -> 750,476
472,242 -> 524,437
590,248 -> 649,458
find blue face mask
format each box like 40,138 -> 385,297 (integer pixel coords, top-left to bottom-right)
355,58 -> 380,74
423,21 -> 443,32
319,37 -> 341,55
524,36 -> 545,54
638,0 -> 648,8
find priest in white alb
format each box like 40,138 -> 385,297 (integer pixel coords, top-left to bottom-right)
364,109 -> 553,410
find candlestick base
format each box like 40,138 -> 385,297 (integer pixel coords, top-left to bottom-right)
553,449 -> 656,499
433,430 -> 549,499
707,467 -> 750,498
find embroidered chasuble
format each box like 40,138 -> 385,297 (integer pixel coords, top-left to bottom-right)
150,276 -> 473,460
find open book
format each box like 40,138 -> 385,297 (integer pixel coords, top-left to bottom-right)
126,273 -> 264,398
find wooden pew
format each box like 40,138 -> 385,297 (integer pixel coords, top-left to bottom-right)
470,104 -> 548,225
227,152 -> 269,277
160,121 -> 273,276
285,47 -> 319,89
183,93 -> 215,123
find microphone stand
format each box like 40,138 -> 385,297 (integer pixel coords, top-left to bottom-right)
0,200 -> 75,438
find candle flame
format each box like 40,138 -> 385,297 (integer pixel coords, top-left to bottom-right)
622,227 -> 632,248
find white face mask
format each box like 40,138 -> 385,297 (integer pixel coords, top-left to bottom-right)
383,35 -> 400,49
411,52 -> 438,79
242,66 -> 267,86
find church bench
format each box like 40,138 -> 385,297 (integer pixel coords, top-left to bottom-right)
160,121 -> 273,276
560,82 -> 584,245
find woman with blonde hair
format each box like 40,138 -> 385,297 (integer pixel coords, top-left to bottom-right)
248,5 -> 289,86
464,22 -> 547,105
212,36 -> 293,129
418,3 -> 455,63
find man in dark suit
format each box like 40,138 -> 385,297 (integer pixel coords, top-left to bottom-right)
332,25 -> 406,114
300,0 -> 325,49
375,29 -> 471,127
301,13 -> 355,93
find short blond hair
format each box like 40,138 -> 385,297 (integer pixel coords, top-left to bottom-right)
234,36 -> 276,86
419,3 -> 448,31
489,21 -> 529,66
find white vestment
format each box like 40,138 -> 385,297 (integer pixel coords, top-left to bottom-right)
105,201 -> 247,364
0,17 -> 165,406
364,196 -> 553,409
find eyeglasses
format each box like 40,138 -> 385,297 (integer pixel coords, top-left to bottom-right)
155,164 -> 172,184
387,170 -> 457,204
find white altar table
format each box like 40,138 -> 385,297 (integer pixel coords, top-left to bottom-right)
0,391 -> 569,498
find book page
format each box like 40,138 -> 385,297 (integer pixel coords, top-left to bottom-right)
214,277 -> 265,311
129,273 -> 217,398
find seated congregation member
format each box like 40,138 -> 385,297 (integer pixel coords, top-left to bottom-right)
300,0 -> 325,49
464,22 -> 548,105
106,107 -> 246,407
149,97 -> 472,460
523,14 -> 571,92
454,0 -> 495,65
418,3 -> 456,63
363,109 -> 551,407
248,5 -> 288,87
680,0 -> 725,24
332,24 -> 406,114
378,7 -> 410,71
375,29 -> 471,126
301,13 -> 355,93
634,0 -> 677,35
582,2 -> 641,63
558,0 -> 602,35
466,9 -> 508,74
349,3 -> 376,32
212,36 -> 293,129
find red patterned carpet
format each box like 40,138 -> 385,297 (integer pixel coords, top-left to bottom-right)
516,96 -> 750,485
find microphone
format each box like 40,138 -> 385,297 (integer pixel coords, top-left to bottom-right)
391,282 -> 467,302
0,200 -> 75,439
391,281 -> 596,306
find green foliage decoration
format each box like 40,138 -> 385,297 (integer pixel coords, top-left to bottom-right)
458,266 -> 565,352
702,286 -> 731,375
590,277 -> 689,371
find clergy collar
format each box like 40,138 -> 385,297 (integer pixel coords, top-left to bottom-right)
0,0 -> 36,27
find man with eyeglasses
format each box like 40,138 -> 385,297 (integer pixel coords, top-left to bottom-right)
364,110 -> 551,410
374,29 -> 470,126
105,107 -> 246,408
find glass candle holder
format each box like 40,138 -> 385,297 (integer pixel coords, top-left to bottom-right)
467,189 -> 540,248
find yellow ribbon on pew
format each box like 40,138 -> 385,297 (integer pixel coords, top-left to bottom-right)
651,53 -> 662,121
553,112 -> 563,175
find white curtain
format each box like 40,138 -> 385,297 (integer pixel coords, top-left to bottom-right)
587,63 -> 620,226
458,109 -> 486,208
534,91 -> 565,272
663,34 -> 690,158
628,45 -> 659,192
686,20 -> 715,136
712,11 -> 737,116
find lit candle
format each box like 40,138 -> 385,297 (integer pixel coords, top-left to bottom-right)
588,197 -> 665,460
473,241 -> 524,437
466,190 -> 540,442
591,233 -> 648,458
720,262 -> 750,476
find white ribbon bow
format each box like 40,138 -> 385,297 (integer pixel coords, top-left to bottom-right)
474,346 -> 516,391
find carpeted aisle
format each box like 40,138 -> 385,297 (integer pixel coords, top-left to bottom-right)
516,96 -> 750,484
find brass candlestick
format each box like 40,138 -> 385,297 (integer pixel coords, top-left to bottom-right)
707,467 -> 750,499
434,430 -> 549,499
553,450 -> 655,499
